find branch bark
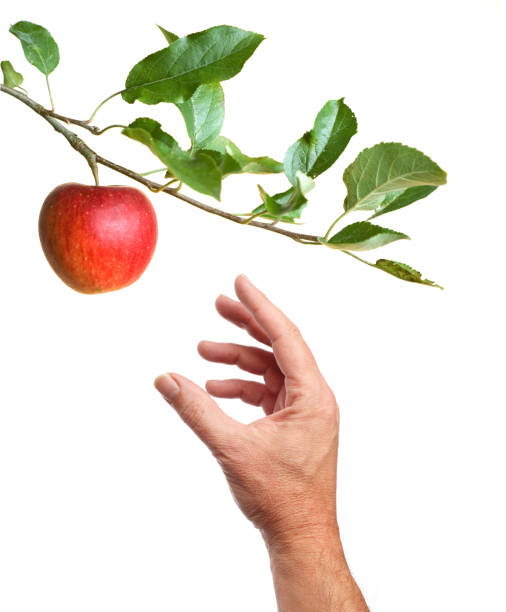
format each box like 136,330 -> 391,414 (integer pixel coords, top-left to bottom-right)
0,85 -> 321,245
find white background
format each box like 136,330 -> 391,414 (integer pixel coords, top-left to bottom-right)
1,1 -> 505,610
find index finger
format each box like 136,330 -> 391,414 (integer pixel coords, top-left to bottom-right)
215,294 -> 271,346
234,275 -> 319,382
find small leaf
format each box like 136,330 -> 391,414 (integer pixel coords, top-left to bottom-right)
374,259 -> 443,289
157,25 -> 179,44
258,185 -> 281,216
204,136 -> 283,177
1,60 -> 23,88
343,142 -> 446,214
252,185 -> 308,223
123,25 -> 264,105
321,221 -> 409,251
122,118 -> 221,199
122,117 -> 179,157
250,201 -> 307,223
284,99 -> 357,185
9,21 -> 59,75
176,83 -> 225,149
257,171 -> 314,218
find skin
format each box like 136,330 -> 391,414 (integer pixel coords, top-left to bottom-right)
155,275 -> 369,611
39,183 -> 157,294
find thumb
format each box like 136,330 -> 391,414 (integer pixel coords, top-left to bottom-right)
154,372 -> 241,451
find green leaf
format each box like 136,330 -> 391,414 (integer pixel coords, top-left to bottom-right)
257,171 -> 314,217
122,118 -> 221,199
123,25 -> 264,105
284,99 -> 357,185
258,186 -> 281,216
320,221 -> 409,251
122,117 -> 179,157
343,142 -> 446,214
176,83 -> 225,149
368,185 -> 437,219
250,201 -> 307,223
9,21 -> 59,75
166,152 -> 221,200
1,60 -> 23,88
374,259 -> 443,289
252,185 -> 308,222
157,25 -> 179,44
204,136 -> 283,177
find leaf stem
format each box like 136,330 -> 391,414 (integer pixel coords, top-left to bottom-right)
139,168 -> 168,176
45,75 -> 55,111
86,90 -> 123,123
93,123 -> 128,135
341,249 -> 376,268
323,211 -> 347,240
241,210 -> 265,225
293,238 -> 321,245
148,178 -> 179,193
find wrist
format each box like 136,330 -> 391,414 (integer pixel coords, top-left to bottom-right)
260,491 -> 340,550
264,520 -> 348,573
265,522 -> 368,611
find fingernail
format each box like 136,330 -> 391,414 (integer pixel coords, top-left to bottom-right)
154,373 -> 180,403
237,273 -> 251,284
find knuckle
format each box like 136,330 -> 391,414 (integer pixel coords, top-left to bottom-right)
322,400 -> 339,422
289,381 -> 339,421
322,385 -> 338,407
319,393 -> 339,426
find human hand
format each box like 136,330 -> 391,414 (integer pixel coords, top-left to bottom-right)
154,274 -> 339,544
154,275 -> 368,610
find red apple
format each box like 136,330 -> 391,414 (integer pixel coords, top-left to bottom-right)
39,183 -> 158,294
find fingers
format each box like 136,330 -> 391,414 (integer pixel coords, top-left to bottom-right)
198,341 -> 281,377
198,341 -> 284,393
206,379 -> 277,415
154,373 -> 243,450
234,275 -> 319,382
215,294 -> 271,346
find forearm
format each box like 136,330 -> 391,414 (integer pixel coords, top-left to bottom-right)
265,524 -> 369,612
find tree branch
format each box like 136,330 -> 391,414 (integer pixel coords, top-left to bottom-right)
0,85 -> 321,245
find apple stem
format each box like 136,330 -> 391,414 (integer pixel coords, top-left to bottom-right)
89,159 -> 100,186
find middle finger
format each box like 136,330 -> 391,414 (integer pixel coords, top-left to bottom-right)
198,341 -> 282,379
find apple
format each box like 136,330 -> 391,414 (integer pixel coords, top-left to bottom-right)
39,183 -> 158,294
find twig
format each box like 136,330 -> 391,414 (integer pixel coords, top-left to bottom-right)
0,84 -> 321,245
